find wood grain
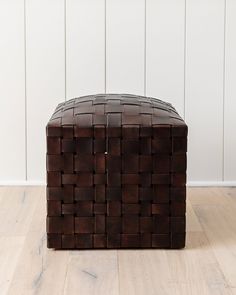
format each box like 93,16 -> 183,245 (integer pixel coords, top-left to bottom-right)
193,188 -> 236,288
0,187 -> 39,236
64,251 -> 119,295
0,187 -> 236,295
0,237 -> 25,295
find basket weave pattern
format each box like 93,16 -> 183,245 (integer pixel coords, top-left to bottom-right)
46,94 -> 187,249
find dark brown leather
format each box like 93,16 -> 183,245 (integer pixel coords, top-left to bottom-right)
46,94 -> 187,249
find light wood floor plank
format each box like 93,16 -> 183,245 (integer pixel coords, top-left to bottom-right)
188,187 -> 227,206
118,249 -> 175,295
186,200 -> 203,232
118,232 -> 232,295
192,197 -> 236,288
63,250 -> 119,295
7,187 -> 69,295
167,232 -> 232,295
0,236 -> 25,295
0,186 -> 7,203
0,186 -> 234,295
0,186 -> 41,236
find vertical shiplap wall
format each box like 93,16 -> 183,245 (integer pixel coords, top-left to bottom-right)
146,0 -> 185,117
185,0 -> 225,182
0,0 -> 26,182
0,0 -> 235,185
66,0 -> 105,98
26,0 -> 65,181
224,0 -> 236,181
106,0 -> 145,95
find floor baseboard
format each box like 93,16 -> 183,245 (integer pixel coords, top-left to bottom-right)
1,180 -> 236,187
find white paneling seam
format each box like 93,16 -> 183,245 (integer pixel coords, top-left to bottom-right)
64,0 -> 67,101
222,0 -> 227,181
24,0 -> 27,181
183,0 -> 187,120
144,0 -> 146,96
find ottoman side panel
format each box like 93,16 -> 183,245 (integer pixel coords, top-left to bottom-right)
46,105 -> 76,249
74,98 -> 107,249
46,117 -> 63,249
170,124 -> 188,249
151,125 -> 172,248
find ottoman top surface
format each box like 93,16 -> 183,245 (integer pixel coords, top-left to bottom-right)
48,93 -> 186,128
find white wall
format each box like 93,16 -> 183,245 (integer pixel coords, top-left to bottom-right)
0,0 -> 235,186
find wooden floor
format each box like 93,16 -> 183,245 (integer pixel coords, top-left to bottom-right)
0,187 -> 236,295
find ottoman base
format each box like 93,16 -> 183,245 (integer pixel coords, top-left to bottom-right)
47,233 -> 186,250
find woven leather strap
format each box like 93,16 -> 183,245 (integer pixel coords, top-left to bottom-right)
46,94 -> 187,249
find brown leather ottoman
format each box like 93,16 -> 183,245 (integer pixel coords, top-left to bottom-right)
46,94 -> 187,249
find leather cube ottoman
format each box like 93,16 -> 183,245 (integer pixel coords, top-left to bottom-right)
46,94 -> 187,249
